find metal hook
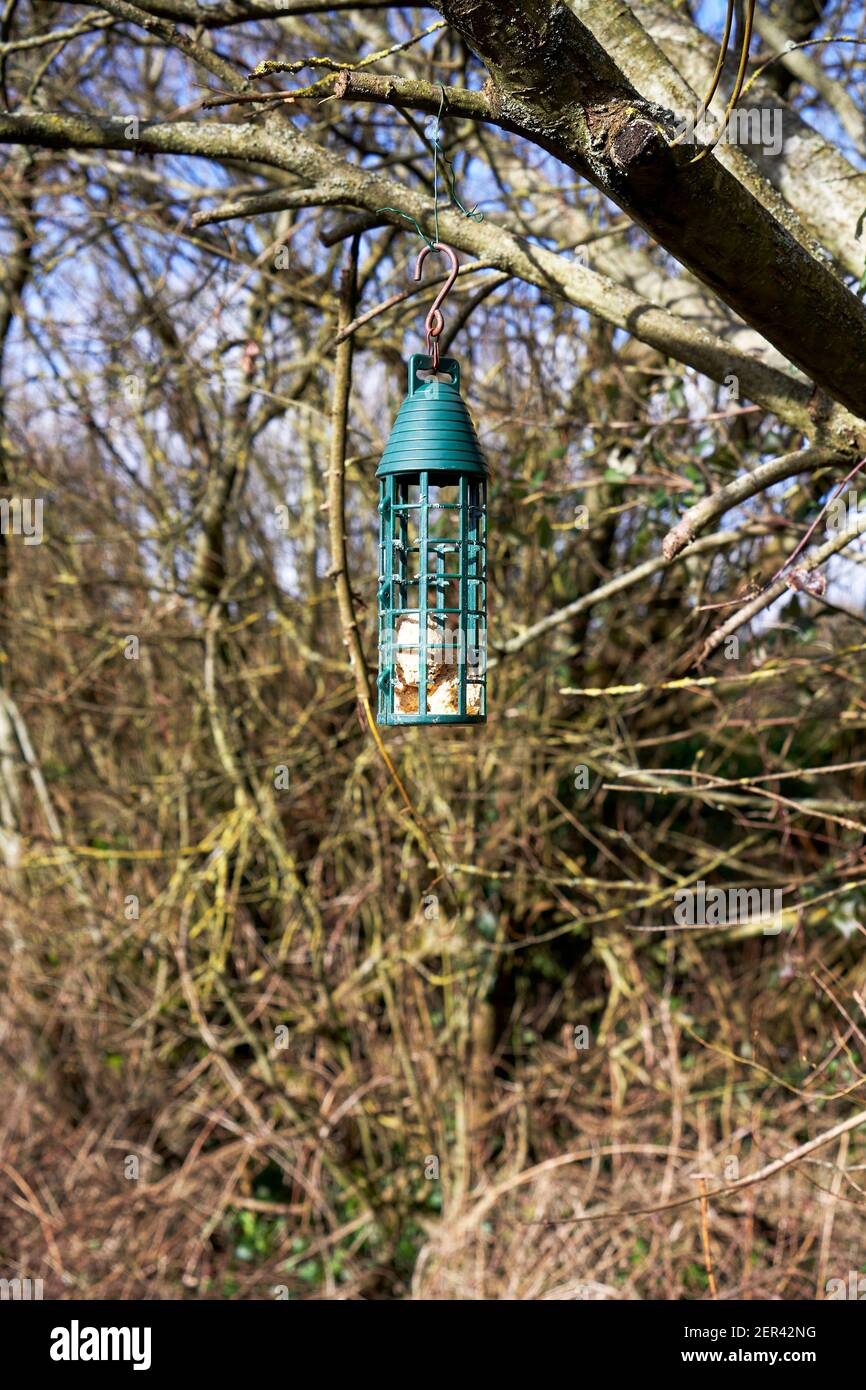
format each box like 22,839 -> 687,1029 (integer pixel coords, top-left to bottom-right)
414,241 -> 459,369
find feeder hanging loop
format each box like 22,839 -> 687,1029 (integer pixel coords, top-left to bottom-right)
414,241 -> 459,372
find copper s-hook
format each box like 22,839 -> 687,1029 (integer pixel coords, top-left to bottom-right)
414,241 -> 459,369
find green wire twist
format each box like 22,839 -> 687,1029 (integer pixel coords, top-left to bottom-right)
376,84 -> 483,248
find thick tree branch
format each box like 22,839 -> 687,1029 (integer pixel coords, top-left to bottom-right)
63,0 -> 400,28
333,73 -> 788,366
423,0 -> 866,418
634,0 -> 866,279
569,0 -> 829,270
0,107 -> 862,454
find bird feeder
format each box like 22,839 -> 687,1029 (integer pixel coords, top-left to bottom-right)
377,243 -> 488,726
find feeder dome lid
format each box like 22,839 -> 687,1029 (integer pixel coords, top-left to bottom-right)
376,354 -> 489,480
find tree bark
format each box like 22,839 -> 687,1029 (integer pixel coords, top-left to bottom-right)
427,0 -> 866,417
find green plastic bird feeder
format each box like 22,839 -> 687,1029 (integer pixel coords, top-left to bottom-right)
377,243 -> 488,727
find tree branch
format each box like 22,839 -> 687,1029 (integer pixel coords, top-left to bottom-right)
662,445 -> 840,561
696,516 -> 866,664
421,0 -> 866,418
63,0 -> 401,29
0,107 -> 862,451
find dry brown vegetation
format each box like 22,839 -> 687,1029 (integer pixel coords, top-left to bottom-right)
2,0 -> 866,1300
